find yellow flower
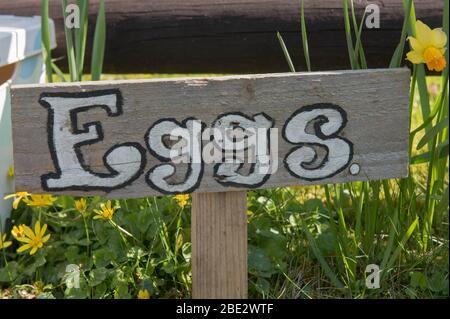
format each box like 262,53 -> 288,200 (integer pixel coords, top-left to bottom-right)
33,281 -> 45,294
11,224 -> 26,240
137,289 -> 150,299
3,192 -> 30,209
406,20 -> 447,72
7,166 -> 14,178
0,232 -> 12,250
74,198 -> 87,215
16,221 -> 50,255
175,194 -> 189,208
93,200 -> 117,220
24,194 -> 57,207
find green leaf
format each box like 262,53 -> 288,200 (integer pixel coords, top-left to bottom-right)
416,117 -> 449,150
41,0 -> 53,82
254,277 -> 271,295
89,267 -> 108,287
301,221 -> 344,288
62,0 -> 78,82
91,0 -> 106,81
248,246 -> 275,278
75,0 -> 89,79
409,271 -> 427,290
24,256 -> 47,276
342,0 -> 359,69
428,272 -> 448,293
0,262 -> 18,282
65,278 -> 90,299
381,218 -> 419,278
389,0 -> 413,68
93,248 -> 117,268
410,140 -> 449,164
300,0 -> 311,71
276,32 -> 296,72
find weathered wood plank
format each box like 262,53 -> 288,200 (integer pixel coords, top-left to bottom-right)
192,191 -> 247,298
0,0 -> 442,73
11,68 -> 410,198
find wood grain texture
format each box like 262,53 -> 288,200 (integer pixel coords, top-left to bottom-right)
192,191 -> 247,299
11,68 -> 410,197
0,0 -> 442,73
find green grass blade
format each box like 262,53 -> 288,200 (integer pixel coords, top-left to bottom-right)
404,1 -> 431,129
91,0 -> 106,81
416,117 -> 449,150
62,0 -> 78,82
350,0 -> 367,69
381,217 -> 419,278
300,0 -> 311,71
300,219 -> 345,289
410,141 -> 448,164
277,32 -> 296,72
41,0 -> 53,83
389,0 -> 412,68
51,62 -> 67,82
75,0 -> 89,80
342,0 -> 359,69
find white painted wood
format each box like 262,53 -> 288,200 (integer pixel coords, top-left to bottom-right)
1,15 -> 56,230
11,68 -> 410,198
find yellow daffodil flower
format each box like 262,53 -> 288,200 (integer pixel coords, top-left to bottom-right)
0,231 -> 12,250
11,224 -> 26,240
93,200 -> 117,220
175,194 -> 189,208
74,198 -> 88,215
406,20 -> 447,72
137,289 -> 150,299
24,194 -> 57,207
16,221 -> 50,255
3,192 -> 30,209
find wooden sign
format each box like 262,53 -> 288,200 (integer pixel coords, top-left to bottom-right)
11,69 -> 410,197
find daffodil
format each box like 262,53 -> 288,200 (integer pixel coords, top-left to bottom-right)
16,221 -> 50,255
74,198 -> 88,215
175,194 -> 189,208
406,20 -> 447,72
137,289 -> 150,299
11,224 -> 26,240
24,194 -> 57,207
3,192 -> 30,209
0,231 -> 12,250
93,200 -> 117,220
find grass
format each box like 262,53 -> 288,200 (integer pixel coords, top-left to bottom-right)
0,0 -> 448,299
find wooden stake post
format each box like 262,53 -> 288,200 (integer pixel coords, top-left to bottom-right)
10,69 -> 410,298
192,191 -> 247,298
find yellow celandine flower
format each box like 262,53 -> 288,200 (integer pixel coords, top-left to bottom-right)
74,198 -> 88,215
0,231 -> 12,250
11,224 -> 27,240
16,221 -> 50,255
175,194 -> 189,208
406,20 -> 447,72
137,289 -> 150,299
3,192 -> 30,209
24,194 -> 57,207
93,200 -> 117,220
33,281 -> 45,294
